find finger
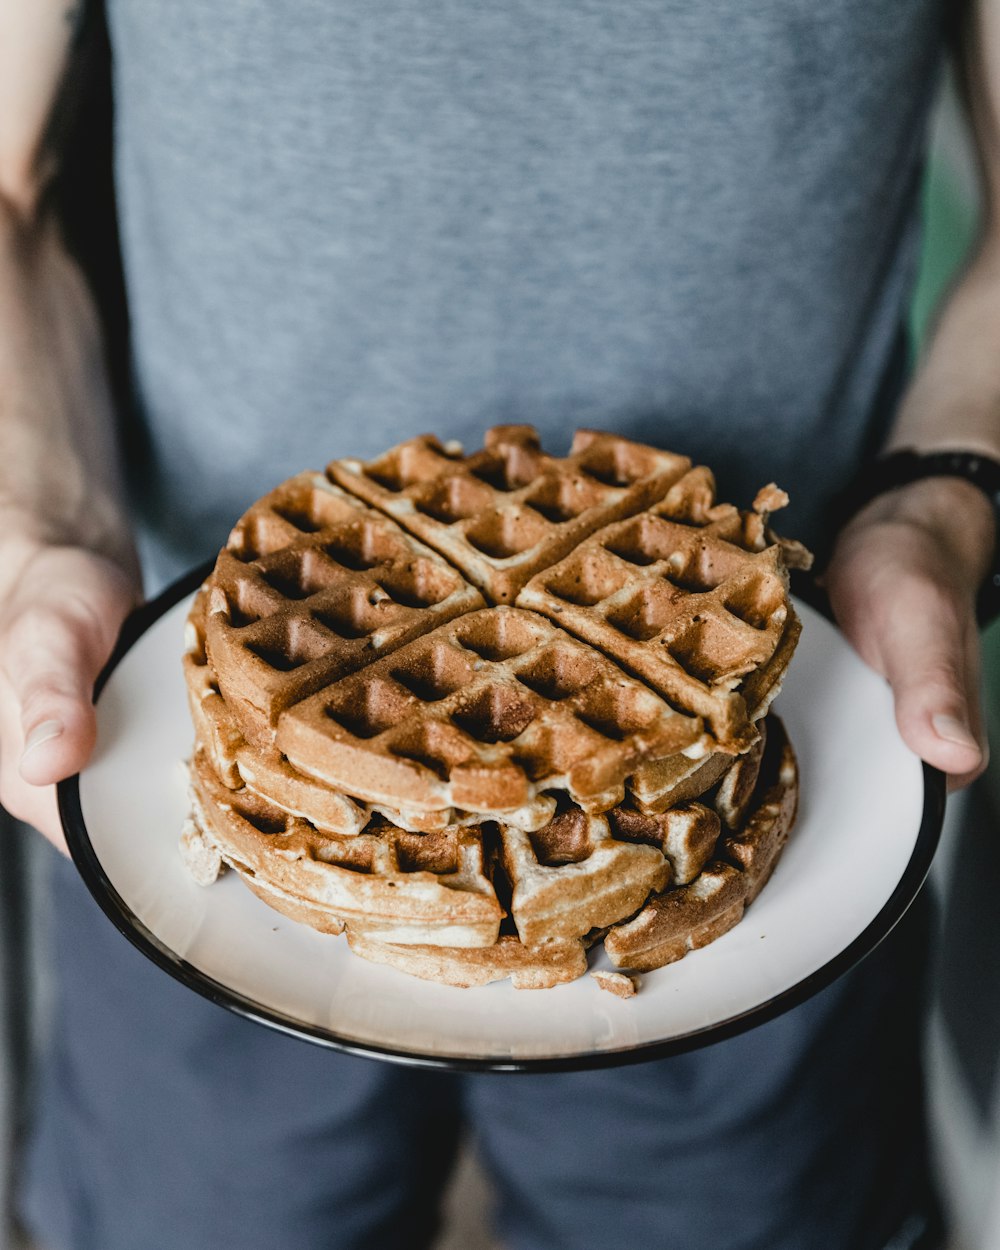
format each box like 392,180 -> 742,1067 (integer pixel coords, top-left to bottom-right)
870,575 -> 985,779
0,551 -> 135,855
0,671 -> 68,853
8,615 -> 96,780
2,601 -> 112,787
946,614 -> 990,792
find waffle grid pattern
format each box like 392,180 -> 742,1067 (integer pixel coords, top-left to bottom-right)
185,426 -> 807,988
276,606 -> 705,813
327,426 -> 692,602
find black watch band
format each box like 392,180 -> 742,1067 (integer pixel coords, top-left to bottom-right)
828,448 -> 1000,626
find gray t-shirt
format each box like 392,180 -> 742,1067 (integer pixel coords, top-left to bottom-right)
105,0 -> 946,585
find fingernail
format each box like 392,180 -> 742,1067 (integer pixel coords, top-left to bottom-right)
21,720 -> 64,759
932,714 -> 980,751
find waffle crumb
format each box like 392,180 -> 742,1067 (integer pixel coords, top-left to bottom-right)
591,970 -> 639,998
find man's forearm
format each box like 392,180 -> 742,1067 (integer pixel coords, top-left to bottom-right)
0,199 -> 134,576
0,0 -> 131,570
886,0 -> 1000,463
886,235 -> 1000,461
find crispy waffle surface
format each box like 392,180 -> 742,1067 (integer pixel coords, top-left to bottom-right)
185,709 -> 797,986
353,717 -> 798,987
205,473 -> 484,747
327,425 -> 693,604
275,605 -> 707,815
518,470 -> 806,747
185,424 -> 809,989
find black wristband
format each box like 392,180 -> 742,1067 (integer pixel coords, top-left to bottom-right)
827,448 -> 1000,627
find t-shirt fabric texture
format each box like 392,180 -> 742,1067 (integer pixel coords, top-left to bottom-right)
104,0 -> 946,584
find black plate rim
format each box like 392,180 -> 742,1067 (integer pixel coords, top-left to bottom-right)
58,563 -> 945,1074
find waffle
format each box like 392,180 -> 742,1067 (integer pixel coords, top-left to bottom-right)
204,472 -> 483,746
607,801 -> 723,885
327,426 -> 692,603
625,744 -> 736,815
714,722 -> 768,831
338,716 -> 797,988
604,717 -> 798,971
188,751 -> 504,947
719,728 -> 799,904
497,805 -> 672,947
497,798 -> 724,947
346,930 -> 589,990
604,863 -> 750,974
184,425 -> 809,990
275,606 -> 707,815
191,593 -> 564,837
184,711 -> 797,986
186,589 -> 370,834
517,468 -> 804,747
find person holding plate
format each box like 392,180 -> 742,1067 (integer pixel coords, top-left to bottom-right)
0,2 -> 997,1248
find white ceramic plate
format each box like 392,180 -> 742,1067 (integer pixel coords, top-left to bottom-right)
60,570 -> 942,1071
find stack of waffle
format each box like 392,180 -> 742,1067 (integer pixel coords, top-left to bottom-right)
182,426 -> 810,990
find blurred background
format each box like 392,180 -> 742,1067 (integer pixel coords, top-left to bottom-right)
2,43 -> 1000,1250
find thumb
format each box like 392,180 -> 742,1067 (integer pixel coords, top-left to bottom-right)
14,626 -> 100,786
826,478 -> 993,790
3,564 -> 134,787
870,577 -> 986,784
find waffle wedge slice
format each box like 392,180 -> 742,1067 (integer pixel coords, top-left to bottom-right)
346,930 -> 588,989
604,717 -> 798,971
275,606 -> 706,815
497,805 -> 671,946
188,752 -> 504,947
518,467 -> 805,747
204,472 -> 483,746
328,425 -> 691,603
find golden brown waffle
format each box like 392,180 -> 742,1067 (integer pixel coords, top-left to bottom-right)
204,473 -> 483,746
184,590 -> 243,789
186,589 -> 370,834
193,587 -> 559,829
518,468 -> 802,746
604,718 -> 798,971
625,746 -> 736,815
496,798 -> 723,946
188,752 -> 504,947
327,426 -> 692,603
184,426 -> 809,989
498,806 -> 672,946
191,592 -> 563,835
183,713 -> 797,987
719,730 -> 799,904
607,801 -> 723,886
336,716 -> 797,988
604,863 -> 749,974
275,606 -> 707,814
345,930 -> 589,989
714,722 -> 768,831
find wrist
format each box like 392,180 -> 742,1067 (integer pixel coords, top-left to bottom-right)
0,493 -> 139,591
843,475 -> 994,588
828,447 -> 1000,614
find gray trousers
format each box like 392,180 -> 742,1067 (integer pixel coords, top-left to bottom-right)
16,846 -> 942,1250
